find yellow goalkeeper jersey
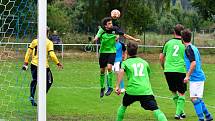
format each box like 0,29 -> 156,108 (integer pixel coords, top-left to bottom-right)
24,38 -> 59,68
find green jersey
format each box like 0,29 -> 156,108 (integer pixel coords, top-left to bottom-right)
121,57 -> 153,95
162,38 -> 186,73
96,27 -> 124,53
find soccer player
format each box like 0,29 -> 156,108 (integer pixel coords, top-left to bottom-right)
94,17 -> 140,98
22,28 -> 63,106
159,24 -> 187,119
115,41 -> 167,121
182,29 -> 213,121
112,39 -> 126,93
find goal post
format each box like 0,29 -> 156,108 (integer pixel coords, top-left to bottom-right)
38,0 -> 47,120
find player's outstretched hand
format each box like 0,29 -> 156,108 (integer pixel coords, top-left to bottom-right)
115,86 -> 121,95
184,76 -> 189,83
57,63 -> 63,70
22,62 -> 28,71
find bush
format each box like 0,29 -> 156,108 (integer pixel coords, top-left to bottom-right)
61,32 -> 90,44
47,4 -> 70,33
157,13 -> 178,34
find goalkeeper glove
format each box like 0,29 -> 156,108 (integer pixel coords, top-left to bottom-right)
22,62 -> 28,70
57,63 -> 63,69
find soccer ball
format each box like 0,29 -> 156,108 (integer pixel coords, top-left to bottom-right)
111,9 -> 121,19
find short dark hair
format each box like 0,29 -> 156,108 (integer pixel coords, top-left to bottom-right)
174,24 -> 184,36
127,41 -> 138,56
182,29 -> 192,42
101,17 -> 112,27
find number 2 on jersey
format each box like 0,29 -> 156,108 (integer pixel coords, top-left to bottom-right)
132,63 -> 144,76
173,45 -> 179,56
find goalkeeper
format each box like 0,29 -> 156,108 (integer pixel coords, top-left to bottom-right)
22,28 -> 63,106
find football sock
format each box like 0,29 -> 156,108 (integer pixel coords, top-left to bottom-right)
176,96 -> 185,115
120,80 -> 124,89
172,94 -> 179,106
192,99 -> 204,120
153,109 -> 168,121
30,80 -> 37,98
199,99 -> 210,117
107,71 -> 113,88
117,105 -> 126,121
100,74 -> 105,88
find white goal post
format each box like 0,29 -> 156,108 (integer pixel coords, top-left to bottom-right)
38,0 -> 47,120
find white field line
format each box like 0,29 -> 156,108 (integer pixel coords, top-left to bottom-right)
7,85 -> 215,109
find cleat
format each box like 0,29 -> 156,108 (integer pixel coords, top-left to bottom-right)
120,88 -> 126,93
174,115 -> 183,120
180,113 -> 186,119
100,88 -> 105,98
105,88 -> 113,96
29,97 -> 37,106
206,114 -> 213,121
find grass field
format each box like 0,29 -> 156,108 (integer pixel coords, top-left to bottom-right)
0,53 -> 215,121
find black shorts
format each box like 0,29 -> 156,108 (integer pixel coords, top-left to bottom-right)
164,72 -> 187,94
30,64 -> 53,85
122,93 -> 158,111
99,53 -> 116,68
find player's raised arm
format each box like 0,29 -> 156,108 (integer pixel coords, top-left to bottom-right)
94,27 -> 104,43
123,34 -> 140,42
113,26 -> 140,42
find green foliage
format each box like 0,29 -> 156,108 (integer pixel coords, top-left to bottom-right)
157,13 -> 178,34
192,0 -> 215,21
182,10 -> 201,30
46,0 -> 214,37
200,20 -> 215,29
47,3 -> 70,33
61,32 -> 89,44
65,0 -> 86,32
123,1 -> 155,34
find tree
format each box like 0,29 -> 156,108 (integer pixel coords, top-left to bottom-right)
192,0 -> 215,21
123,0 -> 155,34
47,4 -> 70,32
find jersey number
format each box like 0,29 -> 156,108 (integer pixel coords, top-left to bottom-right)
132,63 -> 144,76
173,45 -> 179,56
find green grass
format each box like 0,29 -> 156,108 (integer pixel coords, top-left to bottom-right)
47,58 -> 215,121
0,57 -> 215,121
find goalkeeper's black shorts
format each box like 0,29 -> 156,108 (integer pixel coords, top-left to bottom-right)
30,64 -> 53,91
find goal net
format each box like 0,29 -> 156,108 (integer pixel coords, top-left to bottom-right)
0,0 -> 37,120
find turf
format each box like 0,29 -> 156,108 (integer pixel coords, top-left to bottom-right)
0,57 -> 215,121
47,58 -> 215,121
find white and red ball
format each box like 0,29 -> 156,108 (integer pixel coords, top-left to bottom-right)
111,9 -> 121,19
